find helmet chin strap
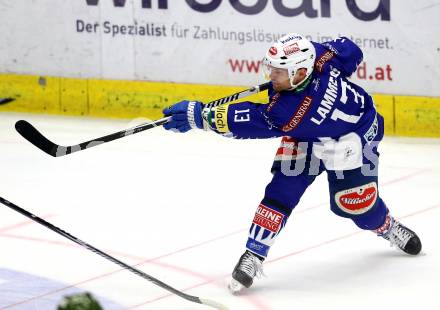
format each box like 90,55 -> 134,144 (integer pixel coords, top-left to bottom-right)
288,68 -> 311,90
288,75 -> 305,90
288,72 -> 312,92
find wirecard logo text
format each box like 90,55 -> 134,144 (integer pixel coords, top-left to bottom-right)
85,0 -> 168,9
85,0 -> 391,21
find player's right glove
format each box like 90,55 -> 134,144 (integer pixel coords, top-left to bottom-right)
162,100 -> 204,133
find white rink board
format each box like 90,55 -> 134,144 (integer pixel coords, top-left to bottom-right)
0,112 -> 439,309
0,1 -> 439,96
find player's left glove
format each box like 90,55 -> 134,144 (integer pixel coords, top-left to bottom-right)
162,100 -> 204,133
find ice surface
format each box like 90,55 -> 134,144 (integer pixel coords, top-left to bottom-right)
1,112 -> 439,309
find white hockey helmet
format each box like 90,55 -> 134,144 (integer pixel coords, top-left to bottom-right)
263,33 -> 316,89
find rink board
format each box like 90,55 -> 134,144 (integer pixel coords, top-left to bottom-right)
1,73 -> 439,137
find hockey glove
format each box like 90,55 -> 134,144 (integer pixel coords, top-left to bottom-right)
162,100 -> 204,133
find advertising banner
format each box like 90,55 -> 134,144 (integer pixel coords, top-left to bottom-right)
0,0 -> 439,96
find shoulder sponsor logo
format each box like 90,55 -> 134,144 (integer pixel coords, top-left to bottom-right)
322,42 -> 339,55
335,182 -> 377,215
315,50 -> 335,73
253,204 -> 284,233
282,96 -> 313,132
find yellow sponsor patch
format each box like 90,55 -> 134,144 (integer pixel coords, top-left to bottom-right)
214,105 -> 229,133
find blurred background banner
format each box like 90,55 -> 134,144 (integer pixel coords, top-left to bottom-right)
0,0 -> 439,96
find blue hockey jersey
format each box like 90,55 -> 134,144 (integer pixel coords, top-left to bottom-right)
208,37 -> 381,146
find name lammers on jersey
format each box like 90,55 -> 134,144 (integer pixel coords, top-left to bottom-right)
253,204 -> 284,233
310,68 -> 341,125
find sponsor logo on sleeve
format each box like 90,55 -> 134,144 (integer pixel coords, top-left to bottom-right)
282,96 -> 313,132
363,114 -> 379,144
335,182 -> 377,215
214,105 -> 229,133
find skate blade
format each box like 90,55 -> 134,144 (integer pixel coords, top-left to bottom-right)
228,278 -> 245,295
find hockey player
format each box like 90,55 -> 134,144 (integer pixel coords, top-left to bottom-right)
162,34 -> 422,293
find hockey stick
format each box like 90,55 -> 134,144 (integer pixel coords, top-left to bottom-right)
0,196 -> 228,310
15,82 -> 270,157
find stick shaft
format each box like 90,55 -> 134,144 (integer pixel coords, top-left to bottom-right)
0,197 -> 201,305
16,82 -> 269,157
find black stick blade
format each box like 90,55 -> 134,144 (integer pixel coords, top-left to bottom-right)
0,98 -> 15,105
15,120 -> 62,157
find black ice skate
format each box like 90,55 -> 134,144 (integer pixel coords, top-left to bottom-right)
376,215 -> 422,255
229,250 -> 265,294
